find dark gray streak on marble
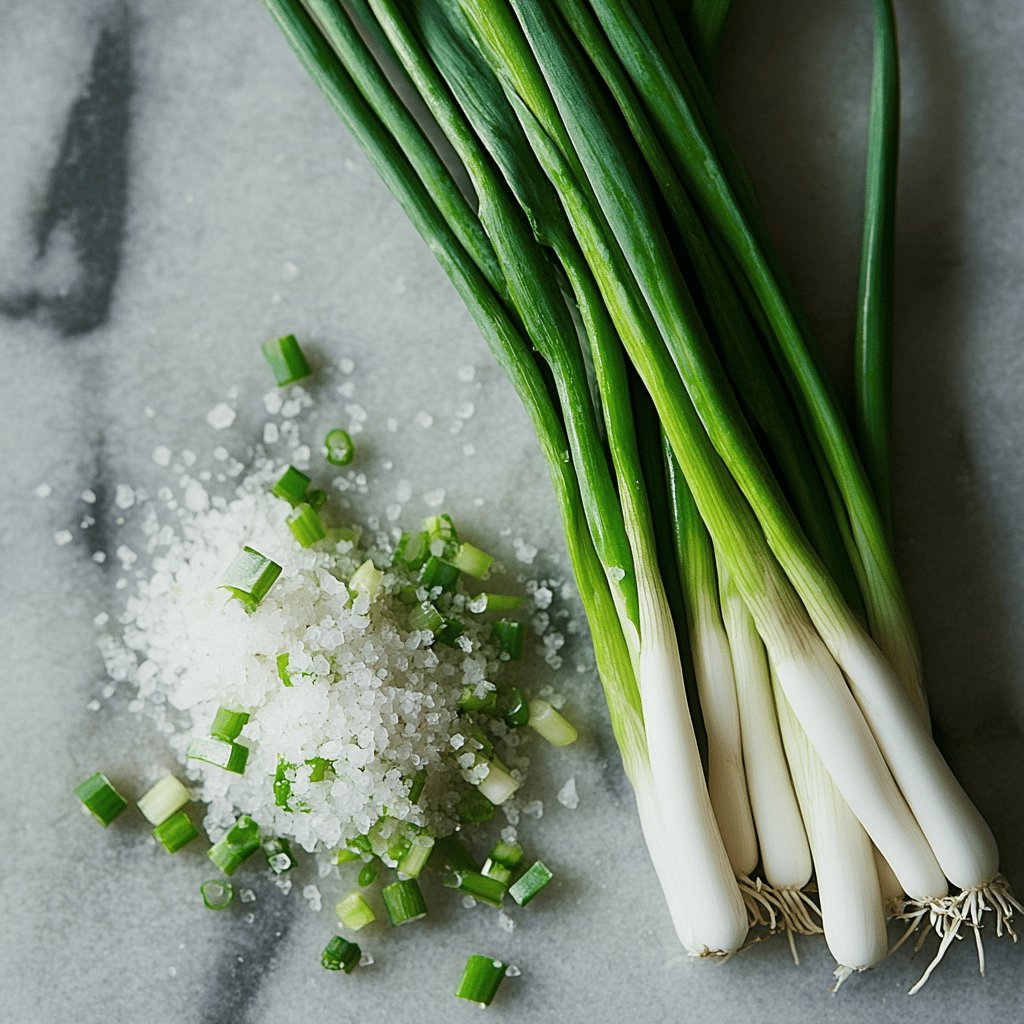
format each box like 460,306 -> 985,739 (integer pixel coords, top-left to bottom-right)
0,8 -> 133,337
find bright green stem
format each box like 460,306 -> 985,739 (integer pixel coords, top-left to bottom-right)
854,0 -> 900,527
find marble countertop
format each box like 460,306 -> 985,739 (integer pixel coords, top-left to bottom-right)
2,1 -> 1022,1021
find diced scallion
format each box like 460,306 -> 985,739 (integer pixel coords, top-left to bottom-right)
423,513 -> 458,556
276,652 -> 292,686
381,878 -> 428,926
357,860 -> 379,887
492,619 -> 523,659
220,547 -> 281,611
394,529 -> 429,568
468,592 -> 524,613
508,861 -> 553,907
153,810 -> 199,853
287,503 -> 326,547
526,699 -> 578,747
261,333 -> 311,386
444,869 -> 506,908
208,815 -> 261,876
306,487 -> 327,512
408,602 -> 444,633
321,935 -> 361,973
137,774 -> 190,826
488,842 -> 524,869
435,617 -> 464,647
324,428 -> 355,466
475,761 -> 520,806
420,554 -> 460,592
435,834 -> 478,874
188,736 -> 249,774
458,685 -> 498,714
336,890 -> 376,931
455,789 -> 495,824
270,465 -> 310,505
481,859 -> 513,887
73,772 -> 127,826
210,706 -> 250,742
451,542 -> 493,578
497,687 -> 529,727
201,879 -> 234,910
407,769 -> 427,804
349,559 -> 383,600
397,835 -> 434,879
455,955 -> 508,1008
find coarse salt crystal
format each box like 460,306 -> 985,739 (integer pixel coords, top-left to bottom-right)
34,483 -> 52,498
114,485 -> 135,510
557,777 -> 579,810
457,366 -> 475,382
415,411 -> 433,429
54,530 -> 73,546
423,488 -> 446,508
152,446 -> 172,466
206,403 -> 237,430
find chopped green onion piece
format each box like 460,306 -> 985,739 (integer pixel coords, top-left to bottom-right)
153,810 -> 198,853
394,530 -> 429,569
451,542 -> 494,578
408,769 -> 427,805
492,619 -> 524,659
73,772 -> 127,826
262,836 -> 293,873
262,333 -> 311,386
444,869 -> 506,908
464,725 -> 494,759
469,592 -> 525,613
397,835 -> 434,879
381,878 -> 428,926
435,834 -> 478,874
324,428 -> 355,466
335,848 -> 361,866
455,955 -> 507,1008
481,859 -> 513,887
200,879 -> 234,910
475,761 -> 520,806
396,584 -> 419,606
496,687 -> 529,728
357,860 -> 379,887
508,861 -> 553,907
455,789 -> 495,824
349,558 -> 383,600
210,706 -> 250,742
287,503 -> 325,547
208,815 -> 261,876
458,685 -> 498,714
274,758 -> 294,808
306,487 -> 327,512
276,652 -> 292,687
321,935 -> 361,973
408,601 -> 444,633
188,737 -> 249,774
420,555 -> 460,592
137,774 -> 190,826
270,465 -> 310,506
526,699 -> 578,747
220,547 -> 281,611
435,617 -> 465,647
489,842 -> 524,870
336,890 -> 376,931
306,757 -> 332,782
423,513 -> 459,556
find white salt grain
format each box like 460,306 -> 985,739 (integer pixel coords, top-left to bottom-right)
54,530 -> 73,546
152,446 -> 172,467
114,485 -> 135,510
81,489 -> 97,504
206,404 -> 237,430
415,411 -> 433,429
557,777 -> 579,810
457,366 -> 475,382
423,488 -> 446,508
34,483 -> 52,498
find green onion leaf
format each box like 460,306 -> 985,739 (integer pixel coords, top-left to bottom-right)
276,652 -> 292,686
435,833 -> 478,874
270,465 -> 311,506
324,428 -> 355,466
349,558 -> 384,600
394,530 -> 429,569
381,878 -> 428,926
306,487 -> 328,512
188,736 -> 250,774
526,699 -> 577,747
153,810 -> 199,853
200,879 -> 234,910
488,841 -> 524,870
420,554 -> 460,592
455,955 -> 507,1007
73,771 -> 127,826
508,860 -> 553,907
262,333 -> 311,386
457,685 -> 498,714
397,835 -> 434,879
408,601 -> 444,633
492,619 -> 523,659
336,890 -> 376,930
220,547 -> 282,611
496,686 -> 529,727
274,758 -> 294,808
137,774 -> 190,826
321,935 -> 361,973
407,769 -> 427,804
287,502 -> 326,547
435,617 -> 465,647
357,859 -> 379,887
443,868 -> 506,908
481,859 -> 513,887
455,788 -> 495,824
468,592 -> 525,613
210,706 -> 250,742
451,541 -> 494,578
208,815 -> 261,876
423,513 -> 459,557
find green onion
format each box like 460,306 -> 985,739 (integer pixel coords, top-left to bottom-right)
321,935 -> 361,973
357,860 -> 379,887
274,758 -> 294,808
210,706 -> 250,742
263,836 -> 294,873
423,513 -> 459,556
444,869 -> 505,908
420,554 -> 460,592
488,841 -> 524,869
457,685 -> 498,714
491,619 -> 523,659
435,833 -> 478,874
153,810 -> 199,853
276,651 -> 292,686
468,592 -> 524,613
407,769 -> 427,804
188,737 -> 249,774
73,771 -> 127,826
451,541 -> 493,578
455,789 -> 495,824
220,547 -> 282,611
381,878 -> 428,926
200,879 -> 235,910
306,487 -> 328,511
508,860 -> 553,907
270,464 -> 310,505
496,687 -> 529,727
137,774 -> 190,826
435,618 -> 465,647
262,332 -> 311,386
208,815 -> 261,876
306,756 -> 332,782
455,955 -> 507,1008
481,859 -> 513,887
408,601 -> 444,633
526,699 -> 577,747
397,835 -> 434,879
324,428 -> 355,466
394,529 -> 430,568
349,558 -> 383,600
287,502 -> 326,547
336,890 -> 376,930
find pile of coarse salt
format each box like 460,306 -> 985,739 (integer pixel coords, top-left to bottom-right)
99,461 -> 532,859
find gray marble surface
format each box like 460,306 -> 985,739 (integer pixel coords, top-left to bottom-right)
2,1 -> 1023,1021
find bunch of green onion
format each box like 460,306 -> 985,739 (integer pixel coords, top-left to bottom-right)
259,0 -> 1020,986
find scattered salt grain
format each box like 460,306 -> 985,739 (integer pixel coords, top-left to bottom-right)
340,357 -> 355,374
87,699 -> 101,711
114,485 -> 135,510
206,403 -> 236,430
423,488 -> 446,508
92,552 -> 107,564
281,260 -> 300,281
505,964 -> 522,978
81,489 -> 97,504
264,391 -> 283,415
54,530 -> 73,547
263,422 -> 280,445
557,777 -> 579,810
497,911 -> 515,933
34,483 -> 52,498
240,889 -> 256,904
461,896 -> 476,910
302,885 -> 322,912
462,444 -> 476,457
415,411 -> 433,429
386,418 -> 398,433
455,402 -> 475,420
152,446 -> 172,467
457,365 -> 475,382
